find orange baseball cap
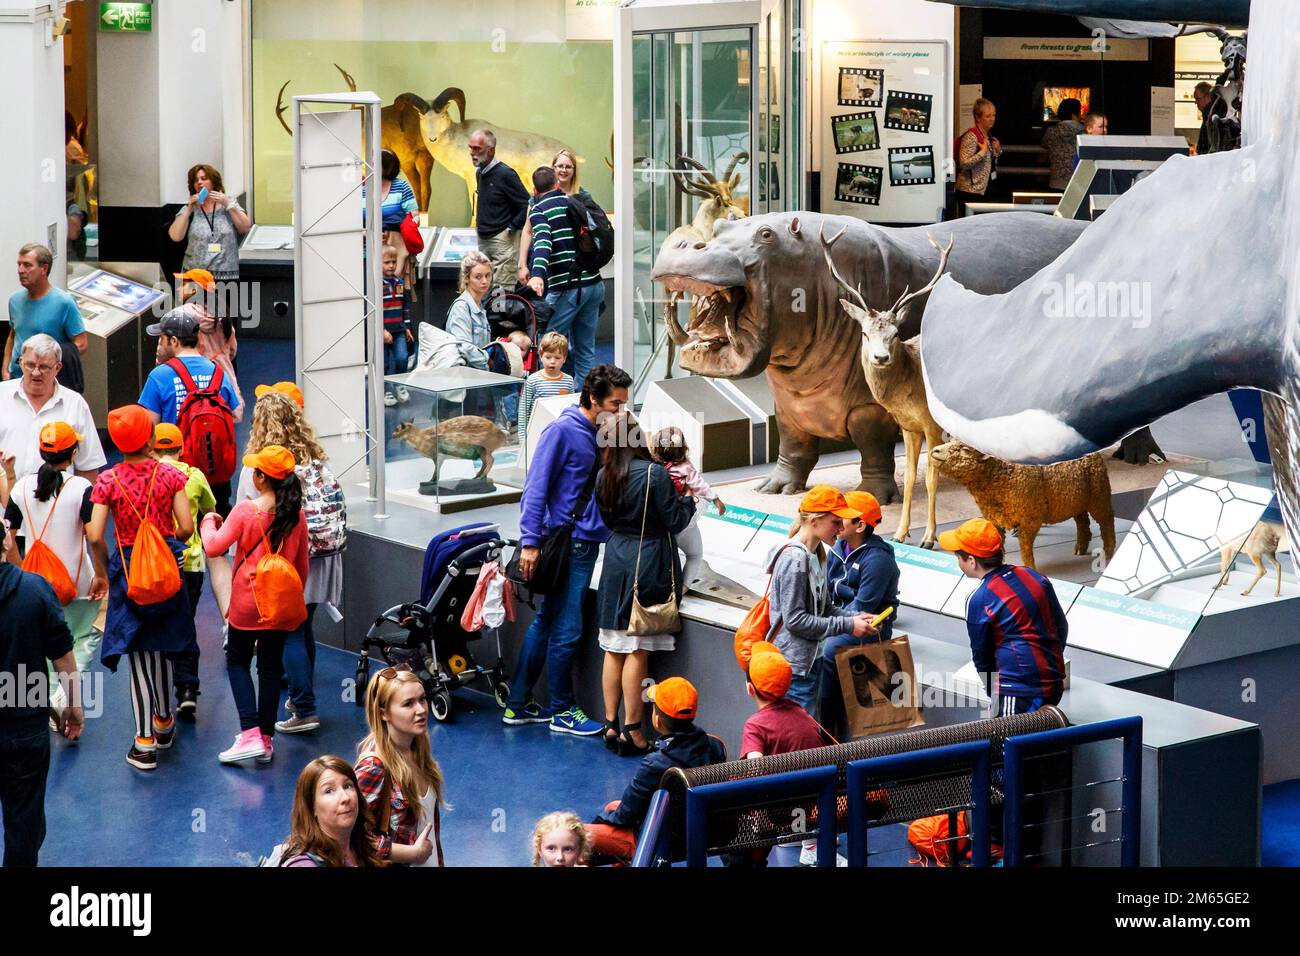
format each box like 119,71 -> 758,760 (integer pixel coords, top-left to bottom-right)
175,269 -> 216,291
38,422 -> 82,454
844,491 -> 883,526
938,518 -> 1004,558
798,485 -> 861,519
255,381 -> 306,408
107,404 -> 154,454
153,423 -> 185,451
747,642 -> 792,698
243,444 -> 297,480
648,677 -> 698,720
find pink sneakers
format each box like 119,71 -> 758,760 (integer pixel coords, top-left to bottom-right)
219,728 -> 269,764
257,734 -> 274,764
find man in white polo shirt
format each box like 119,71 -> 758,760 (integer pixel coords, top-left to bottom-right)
0,334 -> 105,484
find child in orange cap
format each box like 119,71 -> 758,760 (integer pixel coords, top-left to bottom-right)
4,421 -> 106,736
938,518 -> 1068,715
734,642 -> 839,866
201,444 -> 309,765
152,423 -> 216,718
820,489 -> 900,739
766,485 -> 877,713
86,405 -> 197,771
586,677 -> 726,865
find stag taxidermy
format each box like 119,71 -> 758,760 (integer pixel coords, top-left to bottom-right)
276,65 -> 435,212
822,227 -> 954,548
661,153 -> 750,377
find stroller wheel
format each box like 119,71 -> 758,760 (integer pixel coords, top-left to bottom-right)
430,689 -> 452,722
493,679 -> 510,709
354,657 -> 370,707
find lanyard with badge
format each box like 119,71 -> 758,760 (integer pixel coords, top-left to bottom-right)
198,189 -> 222,260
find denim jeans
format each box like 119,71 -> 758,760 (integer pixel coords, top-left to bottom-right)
507,539 -> 599,714
225,626 -> 289,736
545,281 -> 604,390
0,725 -> 50,866
786,667 -> 820,715
384,329 -> 410,378
282,604 -> 318,717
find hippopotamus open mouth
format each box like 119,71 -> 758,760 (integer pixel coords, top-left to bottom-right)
655,276 -> 758,378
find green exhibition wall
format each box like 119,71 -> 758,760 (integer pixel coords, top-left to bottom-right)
251,39 -> 614,225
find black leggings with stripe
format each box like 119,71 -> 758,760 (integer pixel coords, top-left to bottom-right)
128,651 -> 174,740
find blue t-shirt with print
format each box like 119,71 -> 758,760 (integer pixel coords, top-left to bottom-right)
138,354 -> 241,424
7,287 -> 85,377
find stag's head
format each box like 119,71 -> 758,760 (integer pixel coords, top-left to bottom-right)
392,420 -> 419,442
821,228 -> 953,370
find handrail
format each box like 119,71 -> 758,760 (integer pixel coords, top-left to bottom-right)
845,739 -> 993,868
685,765 -> 840,867
1002,716 -> 1143,867
632,789 -> 674,868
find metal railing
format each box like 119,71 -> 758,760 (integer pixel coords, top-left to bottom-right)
845,740 -> 993,868
1002,715 -> 1142,867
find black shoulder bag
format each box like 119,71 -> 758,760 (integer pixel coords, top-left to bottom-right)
505,464 -> 599,596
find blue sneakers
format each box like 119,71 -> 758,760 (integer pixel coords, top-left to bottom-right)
502,699 -> 550,725
549,707 -> 604,736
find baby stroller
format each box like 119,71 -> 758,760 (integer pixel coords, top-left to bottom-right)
356,522 -> 514,721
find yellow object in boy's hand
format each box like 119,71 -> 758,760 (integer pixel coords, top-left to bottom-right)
870,606 -> 895,629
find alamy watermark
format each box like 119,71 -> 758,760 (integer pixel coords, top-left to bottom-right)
1040,274 -> 1152,329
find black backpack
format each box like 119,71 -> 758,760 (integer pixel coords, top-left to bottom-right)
565,192 -> 614,272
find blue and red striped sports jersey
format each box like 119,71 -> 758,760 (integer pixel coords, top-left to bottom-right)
965,564 -> 1068,700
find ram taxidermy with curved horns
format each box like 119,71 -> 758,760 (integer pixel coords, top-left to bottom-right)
414,86 -> 583,224
275,65 -> 435,212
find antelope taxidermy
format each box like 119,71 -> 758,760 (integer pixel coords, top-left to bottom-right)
822,227 -> 954,548
661,152 -> 750,377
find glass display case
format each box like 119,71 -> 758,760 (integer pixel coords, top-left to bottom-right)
381,366 -> 526,514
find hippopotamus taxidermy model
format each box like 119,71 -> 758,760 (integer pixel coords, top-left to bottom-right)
651,211 -> 1087,500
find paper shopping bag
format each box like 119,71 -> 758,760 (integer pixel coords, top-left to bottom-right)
835,634 -> 924,738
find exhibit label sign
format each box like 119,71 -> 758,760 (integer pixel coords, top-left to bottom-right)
566,0 -> 621,42
983,37 -> 1148,61
99,2 -> 152,32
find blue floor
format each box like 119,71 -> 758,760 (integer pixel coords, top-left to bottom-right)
10,335 -> 1300,865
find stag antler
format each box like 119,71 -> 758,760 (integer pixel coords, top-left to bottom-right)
819,223 -> 869,315
335,64 -> 358,92
275,80 -> 292,135
891,234 -> 955,315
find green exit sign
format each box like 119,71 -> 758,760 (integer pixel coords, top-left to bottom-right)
99,2 -> 152,32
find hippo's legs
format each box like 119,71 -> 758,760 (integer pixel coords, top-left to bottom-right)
848,403 -> 902,505
756,413 -> 819,495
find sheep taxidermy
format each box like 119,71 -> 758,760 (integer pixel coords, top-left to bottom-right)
929,439 -> 1116,572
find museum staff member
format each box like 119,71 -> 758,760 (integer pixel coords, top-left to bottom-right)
0,334 -> 105,484
469,129 -> 531,290
168,164 -> 251,331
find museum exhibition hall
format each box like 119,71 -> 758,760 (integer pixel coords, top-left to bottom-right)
0,0 -> 1297,904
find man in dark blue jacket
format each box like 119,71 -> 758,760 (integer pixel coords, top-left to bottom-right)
939,518 -> 1068,714
505,364 -> 630,736
587,677 -> 727,864
0,520 -> 83,866
819,491 -> 900,736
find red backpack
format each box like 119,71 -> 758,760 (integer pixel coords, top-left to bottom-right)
168,358 -> 236,484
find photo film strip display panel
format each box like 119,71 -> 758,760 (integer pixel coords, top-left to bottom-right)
884,90 -> 934,133
831,111 -> 881,154
888,146 -> 936,186
835,162 -> 883,206
837,67 -> 884,108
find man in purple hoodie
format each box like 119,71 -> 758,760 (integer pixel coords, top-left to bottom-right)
504,364 -> 631,735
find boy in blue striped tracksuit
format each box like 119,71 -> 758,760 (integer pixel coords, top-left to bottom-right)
523,166 -> 605,388
381,247 -> 412,406
938,518 -> 1068,715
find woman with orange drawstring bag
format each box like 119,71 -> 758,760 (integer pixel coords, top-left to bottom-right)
86,405 -> 196,772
